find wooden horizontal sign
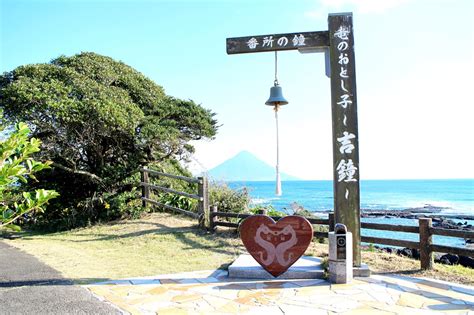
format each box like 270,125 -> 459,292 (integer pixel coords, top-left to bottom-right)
226,31 -> 329,54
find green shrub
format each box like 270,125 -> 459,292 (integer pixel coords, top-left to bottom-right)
367,243 -> 376,252
209,182 -> 251,214
148,160 -> 198,214
158,193 -> 197,213
249,205 -> 286,217
105,187 -> 143,220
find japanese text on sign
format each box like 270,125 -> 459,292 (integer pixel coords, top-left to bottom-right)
246,34 -> 306,49
334,25 -> 358,187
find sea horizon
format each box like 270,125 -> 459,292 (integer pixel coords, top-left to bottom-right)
226,178 -> 473,248
226,178 -> 474,216
222,178 -> 474,182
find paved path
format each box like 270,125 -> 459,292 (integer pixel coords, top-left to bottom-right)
0,241 -> 122,315
86,269 -> 474,314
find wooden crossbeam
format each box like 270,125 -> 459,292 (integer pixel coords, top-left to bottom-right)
226,31 -> 329,55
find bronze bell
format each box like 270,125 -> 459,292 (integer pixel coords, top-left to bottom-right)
265,83 -> 288,106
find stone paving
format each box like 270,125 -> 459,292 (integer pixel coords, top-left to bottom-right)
85,270 -> 474,314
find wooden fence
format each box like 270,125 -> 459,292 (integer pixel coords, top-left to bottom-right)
140,167 -> 209,226
138,168 -> 473,270
210,207 -> 474,270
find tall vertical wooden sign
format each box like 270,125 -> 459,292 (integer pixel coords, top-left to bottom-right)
328,13 -> 360,266
226,12 -> 361,266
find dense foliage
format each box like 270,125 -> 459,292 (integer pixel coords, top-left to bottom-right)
208,182 -> 251,214
147,159 -> 199,214
0,52 -> 217,229
0,118 -> 59,231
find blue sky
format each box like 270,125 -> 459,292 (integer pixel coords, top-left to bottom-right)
1,0 -> 473,179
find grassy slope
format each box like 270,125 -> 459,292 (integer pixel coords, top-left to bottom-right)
4,212 -> 473,285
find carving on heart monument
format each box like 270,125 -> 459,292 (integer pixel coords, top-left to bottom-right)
239,215 -> 314,277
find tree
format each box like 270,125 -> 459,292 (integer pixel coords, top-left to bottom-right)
0,117 -> 59,231
0,52 -> 217,229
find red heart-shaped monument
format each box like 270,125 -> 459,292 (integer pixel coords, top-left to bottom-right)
239,215 -> 313,277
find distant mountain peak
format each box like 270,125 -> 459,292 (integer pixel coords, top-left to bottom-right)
229,150 -> 256,159
208,150 -> 299,182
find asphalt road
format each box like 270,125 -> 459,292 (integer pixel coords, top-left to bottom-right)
0,241 -> 123,314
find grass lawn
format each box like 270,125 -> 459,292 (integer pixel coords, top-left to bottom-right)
4,212 -> 474,285
4,213 -> 244,284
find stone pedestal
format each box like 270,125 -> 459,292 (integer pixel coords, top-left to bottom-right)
228,254 -> 325,279
328,230 -> 353,284
353,263 -> 371,277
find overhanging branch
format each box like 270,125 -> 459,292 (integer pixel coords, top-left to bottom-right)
51,162 -> 103,183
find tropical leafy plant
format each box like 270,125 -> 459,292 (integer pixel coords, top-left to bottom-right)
0,120 -> 59,231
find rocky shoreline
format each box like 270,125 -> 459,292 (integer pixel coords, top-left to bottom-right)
361,204 -> 473,231
367,245 -> 474,269
359,205 -> 474,268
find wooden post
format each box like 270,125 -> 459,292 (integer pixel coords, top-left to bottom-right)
209,205 -> 218,232
224,15 -> 362,266
198,176 -> 209,229
141,167 -> 150,208
419,218 -> 433,270
328,212 -> 335,232
328,13 -> 361,267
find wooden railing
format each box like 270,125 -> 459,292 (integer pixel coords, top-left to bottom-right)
137,171 -> 473,270
209,207 -> 334,239
140,167 -> 208,224
210,208 -> 474,270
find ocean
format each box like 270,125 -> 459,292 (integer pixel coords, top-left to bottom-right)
228,179 -> 474,248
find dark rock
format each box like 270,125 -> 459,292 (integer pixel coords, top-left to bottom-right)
397,248 -> 413,258
458,256 -> 474,268
439,257 -> 451,265
439,254 -> 459,265
445,220 -> 458,228
377,247 -> 393,254
466,238 -> 473,244
434,253 -> 443,262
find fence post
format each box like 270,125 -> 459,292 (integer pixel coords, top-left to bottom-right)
419,218 -> 433,270
209,205 -> 217,232
328,212 -> 335,232
141,167 -> 150,208
198,176 -> 209,229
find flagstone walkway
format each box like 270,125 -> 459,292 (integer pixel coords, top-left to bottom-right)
85,270 -> 474,314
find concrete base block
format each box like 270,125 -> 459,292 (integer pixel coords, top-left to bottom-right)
329,260 -> 353,284
353,263 -> 371,277
228,254 -> 325,279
